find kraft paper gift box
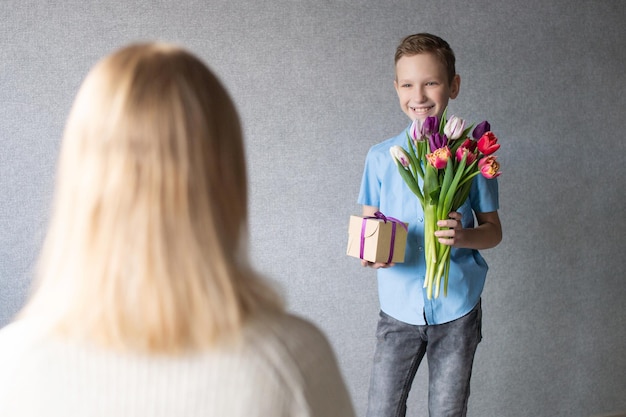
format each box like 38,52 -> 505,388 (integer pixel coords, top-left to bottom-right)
346,213 -> 408,263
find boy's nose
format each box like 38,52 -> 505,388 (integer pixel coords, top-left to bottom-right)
416,89 -> 428,102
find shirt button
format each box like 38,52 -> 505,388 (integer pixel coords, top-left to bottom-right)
418,246 -> 424,251
418,217 -> 424,222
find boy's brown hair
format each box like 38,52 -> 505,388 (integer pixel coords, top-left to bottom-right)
395,33 -> 457,85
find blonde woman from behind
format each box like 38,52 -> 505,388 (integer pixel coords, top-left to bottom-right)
0,43 -> 355,417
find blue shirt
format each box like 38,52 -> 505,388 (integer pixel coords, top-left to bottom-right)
358,126 -> 499,325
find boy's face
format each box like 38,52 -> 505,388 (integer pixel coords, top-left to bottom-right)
394,53 -> 460,122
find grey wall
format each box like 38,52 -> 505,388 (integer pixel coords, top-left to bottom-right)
1,1 -> 625,416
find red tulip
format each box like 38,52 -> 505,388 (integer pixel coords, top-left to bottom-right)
459,138 -> 477,153
477,132 -> 500,155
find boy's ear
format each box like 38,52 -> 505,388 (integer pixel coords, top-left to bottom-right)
450,74 -> 461,99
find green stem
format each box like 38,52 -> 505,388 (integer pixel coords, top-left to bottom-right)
443,253 -> 451,297
433,245 -> 451,299
423,203 -> 438,299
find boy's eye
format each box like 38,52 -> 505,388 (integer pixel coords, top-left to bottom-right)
402,83 -> 412,88
425,81 -> 438,86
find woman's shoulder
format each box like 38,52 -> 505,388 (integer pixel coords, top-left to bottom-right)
0,317 -> 48,355
242,312 -> 355,417
241,312 -> 344,391
0,318 -> 53,394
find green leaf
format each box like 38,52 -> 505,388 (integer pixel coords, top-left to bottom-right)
439,107 -> 448,135
396,163 -> 424,206
460,124 -> 473,140
457,170 -> 480,189
406,134 -> 424,179
441,153 -> 467,216
423,164 -> 440,204
438,158 -> 454,219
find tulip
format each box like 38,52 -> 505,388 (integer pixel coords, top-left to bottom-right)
459,138 -> 477,152
422,116 -> 439,138
478,155 -> 501,178
426,146 -> 451,169
444,115 -> 466,140
389,145 -> 410,167
472,120 -> 491,140
408,119 -> 424,144
477,132 -> 500,155
428,132 -> 448,152
390,145 -> 424,205
455,144 -> 477,165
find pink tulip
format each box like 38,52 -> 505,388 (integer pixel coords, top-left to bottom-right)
478,155 -> 501,178
455,145 -> 477,165
426,146 -> 451,169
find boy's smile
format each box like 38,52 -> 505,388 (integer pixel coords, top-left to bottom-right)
394,53 -> 460,122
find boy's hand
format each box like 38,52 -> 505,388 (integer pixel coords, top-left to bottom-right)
434,211 -> 464,246
434,210 -> 502,250
361,259 -> 395,269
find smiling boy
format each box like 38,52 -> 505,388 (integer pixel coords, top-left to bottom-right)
357,33 -> 502,417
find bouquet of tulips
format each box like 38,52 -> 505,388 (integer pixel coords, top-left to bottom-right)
389,109 -> 501,299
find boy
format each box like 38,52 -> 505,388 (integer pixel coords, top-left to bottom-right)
358,33 -> 502,417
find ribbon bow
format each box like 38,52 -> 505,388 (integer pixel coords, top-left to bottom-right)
360,211 -> 407,263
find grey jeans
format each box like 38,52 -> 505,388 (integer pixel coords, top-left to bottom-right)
366,301 -> 482,417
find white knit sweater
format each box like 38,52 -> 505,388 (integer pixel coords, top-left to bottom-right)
0,313 -> 355,417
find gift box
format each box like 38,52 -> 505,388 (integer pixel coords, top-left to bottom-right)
346,212 -> 408,263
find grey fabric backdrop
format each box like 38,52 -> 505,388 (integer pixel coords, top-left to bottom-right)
1,1 -> 625,416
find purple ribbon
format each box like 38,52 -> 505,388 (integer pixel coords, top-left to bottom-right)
360,211 -> 407,263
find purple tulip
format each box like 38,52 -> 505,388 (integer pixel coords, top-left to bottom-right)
422,116 -> 439,138
428,132 -> 448,152
472,120 -> 491,140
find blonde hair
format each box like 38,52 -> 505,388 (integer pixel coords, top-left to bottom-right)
22,43 -> 282,353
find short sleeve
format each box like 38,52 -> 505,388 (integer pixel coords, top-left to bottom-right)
357,147 -> 382,207
469,175 -> 499,213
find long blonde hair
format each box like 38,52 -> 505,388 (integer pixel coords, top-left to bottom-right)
22,43 -> 282,353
